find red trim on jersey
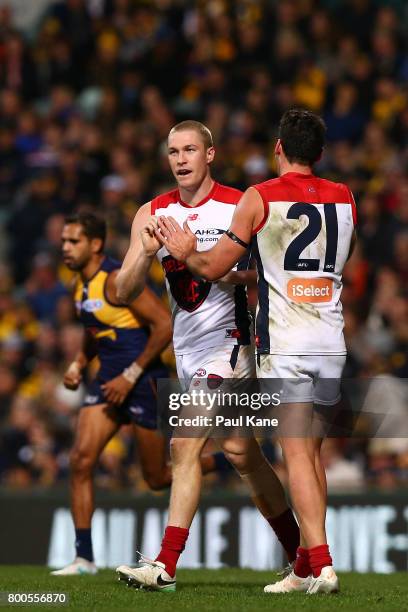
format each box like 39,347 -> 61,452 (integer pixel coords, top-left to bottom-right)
253,174 -> 355,211
212,183 -> 243,205
252,186 -> 270,235
282,171 -> 314,178
151,182 -> 242,212
151,189 -> 179,214
346,186 -> 357,227
178,181 -> 218,208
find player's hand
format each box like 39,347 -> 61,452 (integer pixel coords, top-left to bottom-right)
155,216 -> 197,262
101,374 -> 133,406
63,361 -> 82,390
141,216 -> 161,256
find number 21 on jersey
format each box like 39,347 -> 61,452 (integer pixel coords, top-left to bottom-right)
284,202 -> 339,272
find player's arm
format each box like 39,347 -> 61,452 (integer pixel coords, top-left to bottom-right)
156,187 -> 264,281
115,202 -> 160,303
63,329 -> 97,390
101,272 -> 172,406
347,229 -> 357,260
63,278 -> 98,390
346,186 -> 358,261
218,269 -> 257,287
126,287 -> 172,369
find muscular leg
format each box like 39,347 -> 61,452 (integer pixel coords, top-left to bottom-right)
220,436 -> 288,518
50,404 -> 120,574
139,427 -> 299,557
133,425 -> 171,491
314,437 -> 326,503
149,435 -> 210,577
166,434 -> 293,530
279,403 -> 327,548
134,426 -> 234,491
167,436 -> 210,527
296,405 -> 331,547
70,404 -> 120,529
221,436 -> 300,562
124,429 -> 299,580
298,436 -> 326,549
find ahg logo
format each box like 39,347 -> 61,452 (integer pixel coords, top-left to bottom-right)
195,228 -> 225,243
195,228 -> 224,236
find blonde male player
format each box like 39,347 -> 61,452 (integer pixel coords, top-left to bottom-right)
153,110 -> 357,595
115,120 -> 300,591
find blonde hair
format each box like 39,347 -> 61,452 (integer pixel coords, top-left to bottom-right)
168,120 -> 214,149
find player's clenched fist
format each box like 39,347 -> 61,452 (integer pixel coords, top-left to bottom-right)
63,361 -> 83,390
141,216 -> 161,256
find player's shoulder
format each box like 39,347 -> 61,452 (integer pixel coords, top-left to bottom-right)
252,177 -> 288,201
316,177 -> 357,225
314,176 -> 353,202
151,188 -> 179,213
101,255 -> 121,273
213,182 -> 243,205
253,175 -> 353,203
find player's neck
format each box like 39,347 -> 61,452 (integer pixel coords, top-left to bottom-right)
279,160 -> 313,177
178,174 -> 214,207
80,254 -> 105,281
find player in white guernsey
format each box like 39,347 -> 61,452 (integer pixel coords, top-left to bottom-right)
151,181 -> 252,362
115,121 -> 300,591
155,110 -> 357,595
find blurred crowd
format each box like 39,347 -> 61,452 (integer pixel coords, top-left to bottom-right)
0,0 -> 407,492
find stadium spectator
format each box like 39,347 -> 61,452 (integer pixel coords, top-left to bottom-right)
0,0 -> 407,490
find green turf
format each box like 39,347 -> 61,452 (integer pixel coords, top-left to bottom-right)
0,567 -> 406,611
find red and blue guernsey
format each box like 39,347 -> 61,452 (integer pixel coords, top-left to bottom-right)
252,172 -> 357,355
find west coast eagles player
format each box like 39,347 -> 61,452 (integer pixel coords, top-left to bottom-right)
115,121 -> 300,591
50,212 -> 171,575
154,110 -> 357,595
52,212 -> 228,575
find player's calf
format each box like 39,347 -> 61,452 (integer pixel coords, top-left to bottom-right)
221,438 -> 300,563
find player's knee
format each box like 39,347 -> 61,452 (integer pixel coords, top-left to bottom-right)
169,437 -> 202,466
221,439 -> 259,473
70,448 -> 95,477
222,449 -> 250,473
284,449 -> 315,475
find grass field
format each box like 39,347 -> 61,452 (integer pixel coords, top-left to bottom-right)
0,567 -> 406,611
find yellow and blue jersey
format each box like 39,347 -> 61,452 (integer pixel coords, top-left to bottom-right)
74,256 -> 156,381
74,256 -> 167,429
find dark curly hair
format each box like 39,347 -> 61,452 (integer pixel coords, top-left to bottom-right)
279,109 -> 326,166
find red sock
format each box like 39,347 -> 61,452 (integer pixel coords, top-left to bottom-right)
155,526 -> 189,578
294,546 -> 311,578
267,508 -> 300,563
308,544 -> 332,577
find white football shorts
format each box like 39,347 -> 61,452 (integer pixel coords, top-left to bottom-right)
176,344 -> 255,392
256,354 -> 346,405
